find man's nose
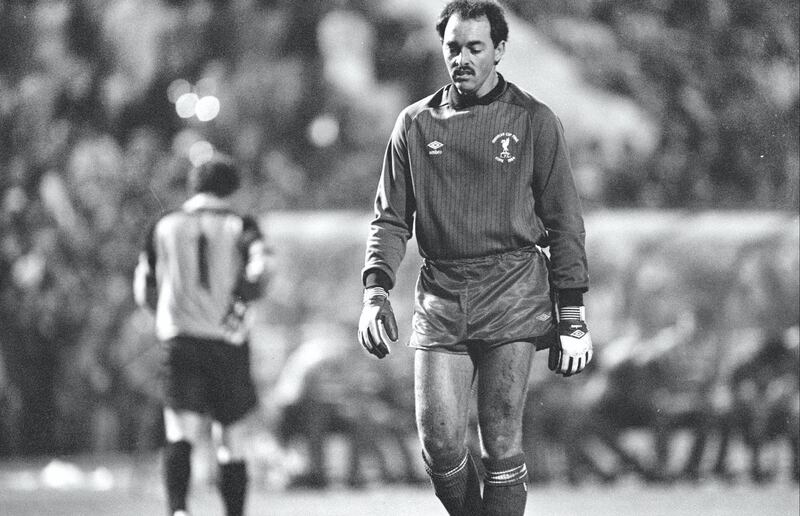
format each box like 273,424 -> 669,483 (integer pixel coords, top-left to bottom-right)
454,48 -> 470,66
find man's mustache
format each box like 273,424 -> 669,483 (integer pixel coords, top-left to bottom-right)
452,67 -> 474,76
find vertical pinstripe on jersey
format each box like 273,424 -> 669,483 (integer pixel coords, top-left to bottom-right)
410,103 -> 532,258
364,76 -> 588,292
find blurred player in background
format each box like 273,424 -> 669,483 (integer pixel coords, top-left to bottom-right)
358,1 -> 591,515
134,154 -> 271,516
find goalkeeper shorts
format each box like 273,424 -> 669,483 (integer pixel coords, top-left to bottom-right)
164,335 -> 258,425
409,246 -> 555,355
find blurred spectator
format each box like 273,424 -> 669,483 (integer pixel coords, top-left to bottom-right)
270,322 -> 420,488
713,331 -> 799,482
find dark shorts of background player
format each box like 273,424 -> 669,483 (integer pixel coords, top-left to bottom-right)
409,246 -> 556,355
164,335 -> 258,426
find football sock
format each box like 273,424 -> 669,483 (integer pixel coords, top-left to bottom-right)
219,460 -> 248,516
423,449 -> 482,516
164,440 -> 192,515
482,453 -> 529,516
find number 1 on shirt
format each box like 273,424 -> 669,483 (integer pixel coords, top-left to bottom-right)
198,233 -> 210,289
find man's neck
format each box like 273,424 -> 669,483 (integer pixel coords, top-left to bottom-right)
450,72 -> 506,108
183,192 -> 229,212
455,71 -> 497,97
478,71 -> 499,98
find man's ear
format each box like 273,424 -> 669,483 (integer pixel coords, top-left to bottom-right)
494,40 -> 506,65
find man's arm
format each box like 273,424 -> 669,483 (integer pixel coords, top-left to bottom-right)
531,106 -> 592,375
531,106 -> 589,295
133,222 -> 159,311
361,110 -> 415,289
359,111 -> 414,358
233,215 -> 273,303
221,216 -> 274,336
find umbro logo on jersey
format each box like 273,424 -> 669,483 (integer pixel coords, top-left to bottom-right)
427,141 -> 444,155
535,313 -> 551,321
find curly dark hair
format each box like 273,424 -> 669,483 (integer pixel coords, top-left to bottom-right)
188,154 -> 240,197
435,0 -> 509,47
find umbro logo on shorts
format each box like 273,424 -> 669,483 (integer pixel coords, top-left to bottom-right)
427,141 -> 444,155
569,329 -> 586,339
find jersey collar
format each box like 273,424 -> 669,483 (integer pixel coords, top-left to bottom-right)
182,193 -> 231,213
447,73 -> 507,109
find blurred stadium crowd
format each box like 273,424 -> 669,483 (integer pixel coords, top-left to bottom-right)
0,0 -> 798,488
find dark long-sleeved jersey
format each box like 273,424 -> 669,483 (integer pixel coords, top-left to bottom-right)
363,75 -> 588,293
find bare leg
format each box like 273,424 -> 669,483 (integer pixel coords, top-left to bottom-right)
164,407 -> 207,444
475,341 -> 535,516
475,342 -> 534,459
415,349 -> 481,516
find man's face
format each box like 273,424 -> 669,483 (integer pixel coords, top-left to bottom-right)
442,14 -> 505,97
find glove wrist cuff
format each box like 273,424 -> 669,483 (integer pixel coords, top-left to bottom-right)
558,305 -> 585,322
363,286 -> 388,303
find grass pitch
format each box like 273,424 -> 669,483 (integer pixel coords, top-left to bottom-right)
1,482 -> 797,516
0,452 -> 797,516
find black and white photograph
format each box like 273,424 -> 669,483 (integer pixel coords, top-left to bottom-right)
0,1 -> 797,515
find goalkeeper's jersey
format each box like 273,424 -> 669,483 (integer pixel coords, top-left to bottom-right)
138,194 -> 266,344
363,74 -> 588,293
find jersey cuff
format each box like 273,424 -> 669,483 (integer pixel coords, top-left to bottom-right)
557,288 -> 585,306
364,269 -> 392,290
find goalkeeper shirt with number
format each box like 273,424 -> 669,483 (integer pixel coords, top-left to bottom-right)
363,74 -> 588,294
134,193 -> 268,344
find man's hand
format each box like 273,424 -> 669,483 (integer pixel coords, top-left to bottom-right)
133,252 -> 158,311
358,287 -> 398,359
549,306 -> 593,376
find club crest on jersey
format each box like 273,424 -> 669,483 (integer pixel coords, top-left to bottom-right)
492,132 -> 519,163
427,140 -> 444,155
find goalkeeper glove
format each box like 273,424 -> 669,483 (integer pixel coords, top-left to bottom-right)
358,287 -> 398,359
549,305 -> 593,376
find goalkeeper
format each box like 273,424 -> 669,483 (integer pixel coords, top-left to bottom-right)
134,154 -> 272,516
358,2 -> 591,515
